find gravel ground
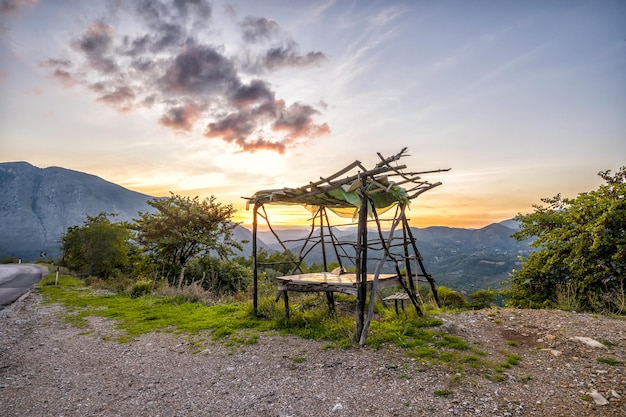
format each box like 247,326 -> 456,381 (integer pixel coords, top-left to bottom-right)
1,290 -> 625,417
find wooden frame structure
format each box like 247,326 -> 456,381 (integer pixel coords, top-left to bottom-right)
244,148 -> 449,344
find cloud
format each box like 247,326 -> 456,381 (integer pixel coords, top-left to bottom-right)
0,0 -> 37,15
0,0 -> 37,38
45,0 -> 329,153
237,16 -> 327,73
95,84 -> 136,110
240,16 -> 280,43
261,43 -> 327,71
160,44 -> 239,95
204,84 -> 330,151
272,102 -> 331,140
51,68 -> 75,87
232,79 -> 274,107
25,86 -> 42,95
73,21 -> 118,73
160,102 -> 201,130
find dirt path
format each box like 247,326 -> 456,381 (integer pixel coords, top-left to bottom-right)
1,291 -> 624,416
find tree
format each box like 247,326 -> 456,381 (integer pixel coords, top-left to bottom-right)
61,213 -> 131,277
132,193 -> 241,286
508,167 -> 626,313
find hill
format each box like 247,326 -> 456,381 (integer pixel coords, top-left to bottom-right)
0,162 -> 158,260
0,162 -> 263,261
260,221 -> 533,293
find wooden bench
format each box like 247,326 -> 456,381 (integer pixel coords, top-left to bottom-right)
383,292 -> 411,314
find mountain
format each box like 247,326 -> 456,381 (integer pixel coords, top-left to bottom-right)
0,162 -> 157,260
411,223 -> 533,292
0,161 -> 532,292
0,162 -> 266,261
258,222 -> 534,293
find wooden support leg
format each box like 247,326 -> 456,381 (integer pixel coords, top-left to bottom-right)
394,299 -> 399,315
283,290 -> 290,321
326,292 -> 336,314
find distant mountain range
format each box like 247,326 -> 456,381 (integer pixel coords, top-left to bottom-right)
257,221 -> 533,293
0,161 -> 533,292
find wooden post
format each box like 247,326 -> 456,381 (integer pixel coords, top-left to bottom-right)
319,206 -> 336,313
252,203 -> 260,316
283,290 -> 290,320
323,208 -> 345,273
355,181 -> 368,341
403,214 -> 441,308
360,203 -> 402,345
401,209 -> 416,295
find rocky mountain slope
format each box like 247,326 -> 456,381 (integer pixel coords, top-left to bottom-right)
0,162 -> 260,261
0,162 -> 156,261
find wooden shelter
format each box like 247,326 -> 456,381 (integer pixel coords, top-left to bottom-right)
244,148 -> 449,344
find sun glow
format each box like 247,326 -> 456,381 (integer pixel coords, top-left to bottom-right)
233,204 -> 317,229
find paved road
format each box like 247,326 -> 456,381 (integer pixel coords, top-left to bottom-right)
0,264 -> 45,307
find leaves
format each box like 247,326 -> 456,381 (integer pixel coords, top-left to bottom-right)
61,212 -> 131,277
508,167 -> 626,312
132,193 -> 242,270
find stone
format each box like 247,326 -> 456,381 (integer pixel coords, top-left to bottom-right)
540,348 -> 562,357
572,336 -> 607,349
588,390 -> 609,405
332,403 -> 344,412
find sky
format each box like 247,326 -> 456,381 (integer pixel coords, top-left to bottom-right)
1,0 -> 624,229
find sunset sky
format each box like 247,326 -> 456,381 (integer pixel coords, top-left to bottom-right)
1,0 -> 624,229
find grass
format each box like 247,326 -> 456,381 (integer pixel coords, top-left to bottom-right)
433,389 -> 453,397
39,276 -> 274,343
37,274 -> 522,377
596,357 -> 624,366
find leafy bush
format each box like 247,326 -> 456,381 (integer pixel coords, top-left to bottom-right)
468,289 -> 497,309
195,256 -> 252,295
508,167 -> 626,313
129,279 -> 153,298
436,286 -> 467,309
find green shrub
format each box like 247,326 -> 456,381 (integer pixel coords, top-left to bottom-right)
468,289 -> 497,309
129,280 -> 153,298
437,286 -> 467,309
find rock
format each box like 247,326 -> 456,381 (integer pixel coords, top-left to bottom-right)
588,390 -> 609,405
611,390 -> 621,399
572,336 -> 607,349
540,348 -> 562,357
332,403 -> 344,412
440,322 -> 463,334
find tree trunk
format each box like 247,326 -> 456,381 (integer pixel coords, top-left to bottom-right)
177,266 -> 186,289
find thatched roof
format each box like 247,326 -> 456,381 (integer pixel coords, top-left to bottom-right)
244,148 -> 449,218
